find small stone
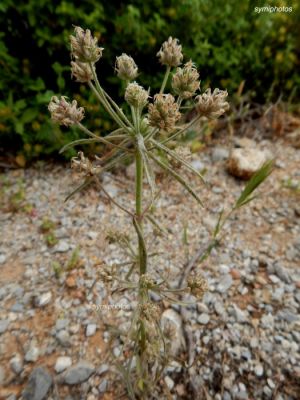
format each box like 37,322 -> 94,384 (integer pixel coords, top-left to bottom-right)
10,354 -> 23,374
25,345 -> 39,362
98,378 -> 108,393
55,319 -> 69,331
64,361 -> 95,384
217,274 -> 233,293
232,304 -> 248,323
164,375 -> 175,390
212,147 -> 229,162
56,330 -> 71,347
55,241 -> 70,253
227,148 -> 271,179
230,269 -> 241,280
96,364 -> 109,376
66,276 -> 77,288
87,231 -> 98,240
0,320 -> 9,334
254,364 -> 264,377
190,159 -> 205,171
54,356 -> 72,373
34,292 -> 52,307
22,367 -> 52,400
0,254 -> 6,264
86,324 -> 97,337
197,313 -> 210,325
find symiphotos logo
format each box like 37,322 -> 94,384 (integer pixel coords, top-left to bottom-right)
254,5 -> 293,13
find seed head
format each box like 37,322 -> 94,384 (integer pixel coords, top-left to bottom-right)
157,37 -> 183,67
148,93 -> 181,132
70,26 -> 103,63
125,82 -> 149,109
172,60 -> 200,99
71,151 -> 100,175
48,96 -> 84,126
140,302 -> 161,322
139,274 -> 156,289
187,275 -> 209,299
195,88 -> 229,119
115,53 -> 138,81
71,60 -> 94,83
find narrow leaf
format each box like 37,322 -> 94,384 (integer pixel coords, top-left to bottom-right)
151,139 -> 206,183
149,152 -> 204,207
64,177 -> 93,202
60,138 -> 101,154
234,160 -> 273,209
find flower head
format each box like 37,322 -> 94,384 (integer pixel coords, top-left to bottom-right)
48,96 -> 84,126
115,53 -> 138,81
195,88 -> 229,119
71,60 -> 94,83
172,60 -> 200,99
148,93 -> 181,132
125,82 -> 149,109
70,26 -> 103,63
157,37 -> 183,67
140,302 -> 161,322
71,151 -> 100,175
187,274 -> 208,298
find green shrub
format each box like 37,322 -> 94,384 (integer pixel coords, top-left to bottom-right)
0,0 -> 299,161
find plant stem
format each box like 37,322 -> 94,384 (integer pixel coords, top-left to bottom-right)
135,149 -> 146,275
159,65 -> 171,94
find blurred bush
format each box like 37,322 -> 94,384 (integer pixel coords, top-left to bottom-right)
0,0 -> 299,162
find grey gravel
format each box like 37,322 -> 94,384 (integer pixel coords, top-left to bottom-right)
0,319 -> 9,334
22,367 -> 52,400
64,361 -> 95,384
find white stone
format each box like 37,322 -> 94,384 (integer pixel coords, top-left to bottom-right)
227,148 -> 271,179
86,324 -> 97,337
54,356 -> 72,373
161,309 -> 186,356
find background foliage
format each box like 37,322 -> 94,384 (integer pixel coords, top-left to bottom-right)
0,0 -> 299,162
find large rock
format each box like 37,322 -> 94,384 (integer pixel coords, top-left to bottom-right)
160,309 -> 186,356
227,148 -> 271,179
22,367 -> 52,400
64,361 -> 95,384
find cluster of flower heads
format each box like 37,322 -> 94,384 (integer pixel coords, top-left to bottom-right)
48,96 -> 84,127
48,27 -> 229,133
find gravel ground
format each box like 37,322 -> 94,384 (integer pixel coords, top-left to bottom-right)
0,137 -> 299,400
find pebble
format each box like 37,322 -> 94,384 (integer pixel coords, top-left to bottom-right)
164,375 -> 175,390
254,363 -> 264,377
217,274 -> 233,293
25,344 -> 39,362
197,313 -> 210,325
0,319 -> 9,334
98,378 -> 108,393
64,361 -> 95,384
10,353 -> 23,374
212,147 -> 229,162
0,254 -> 6,264
161,309 -> 186,356
54,356 -> 72,373
0,366 -> 5,385
34,292 -> 52,307
22,367 -> 52,400
56,330 -> 71,347
54,241 -> 70,253
86,323 -> 97,337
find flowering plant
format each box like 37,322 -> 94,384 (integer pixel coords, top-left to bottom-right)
48,27 -> 271,399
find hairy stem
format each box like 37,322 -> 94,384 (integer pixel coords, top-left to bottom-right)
160,65 -> 171,94
135,149 -> 146,275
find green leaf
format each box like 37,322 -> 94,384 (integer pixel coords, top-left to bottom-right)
149,152 -> 204,207
59,138 -> 101,154
151,138 -> 206,183
21,108 -> 39,124
234,160 -> 273,209
64,178 -> 93,202
213,209 -> 224,238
